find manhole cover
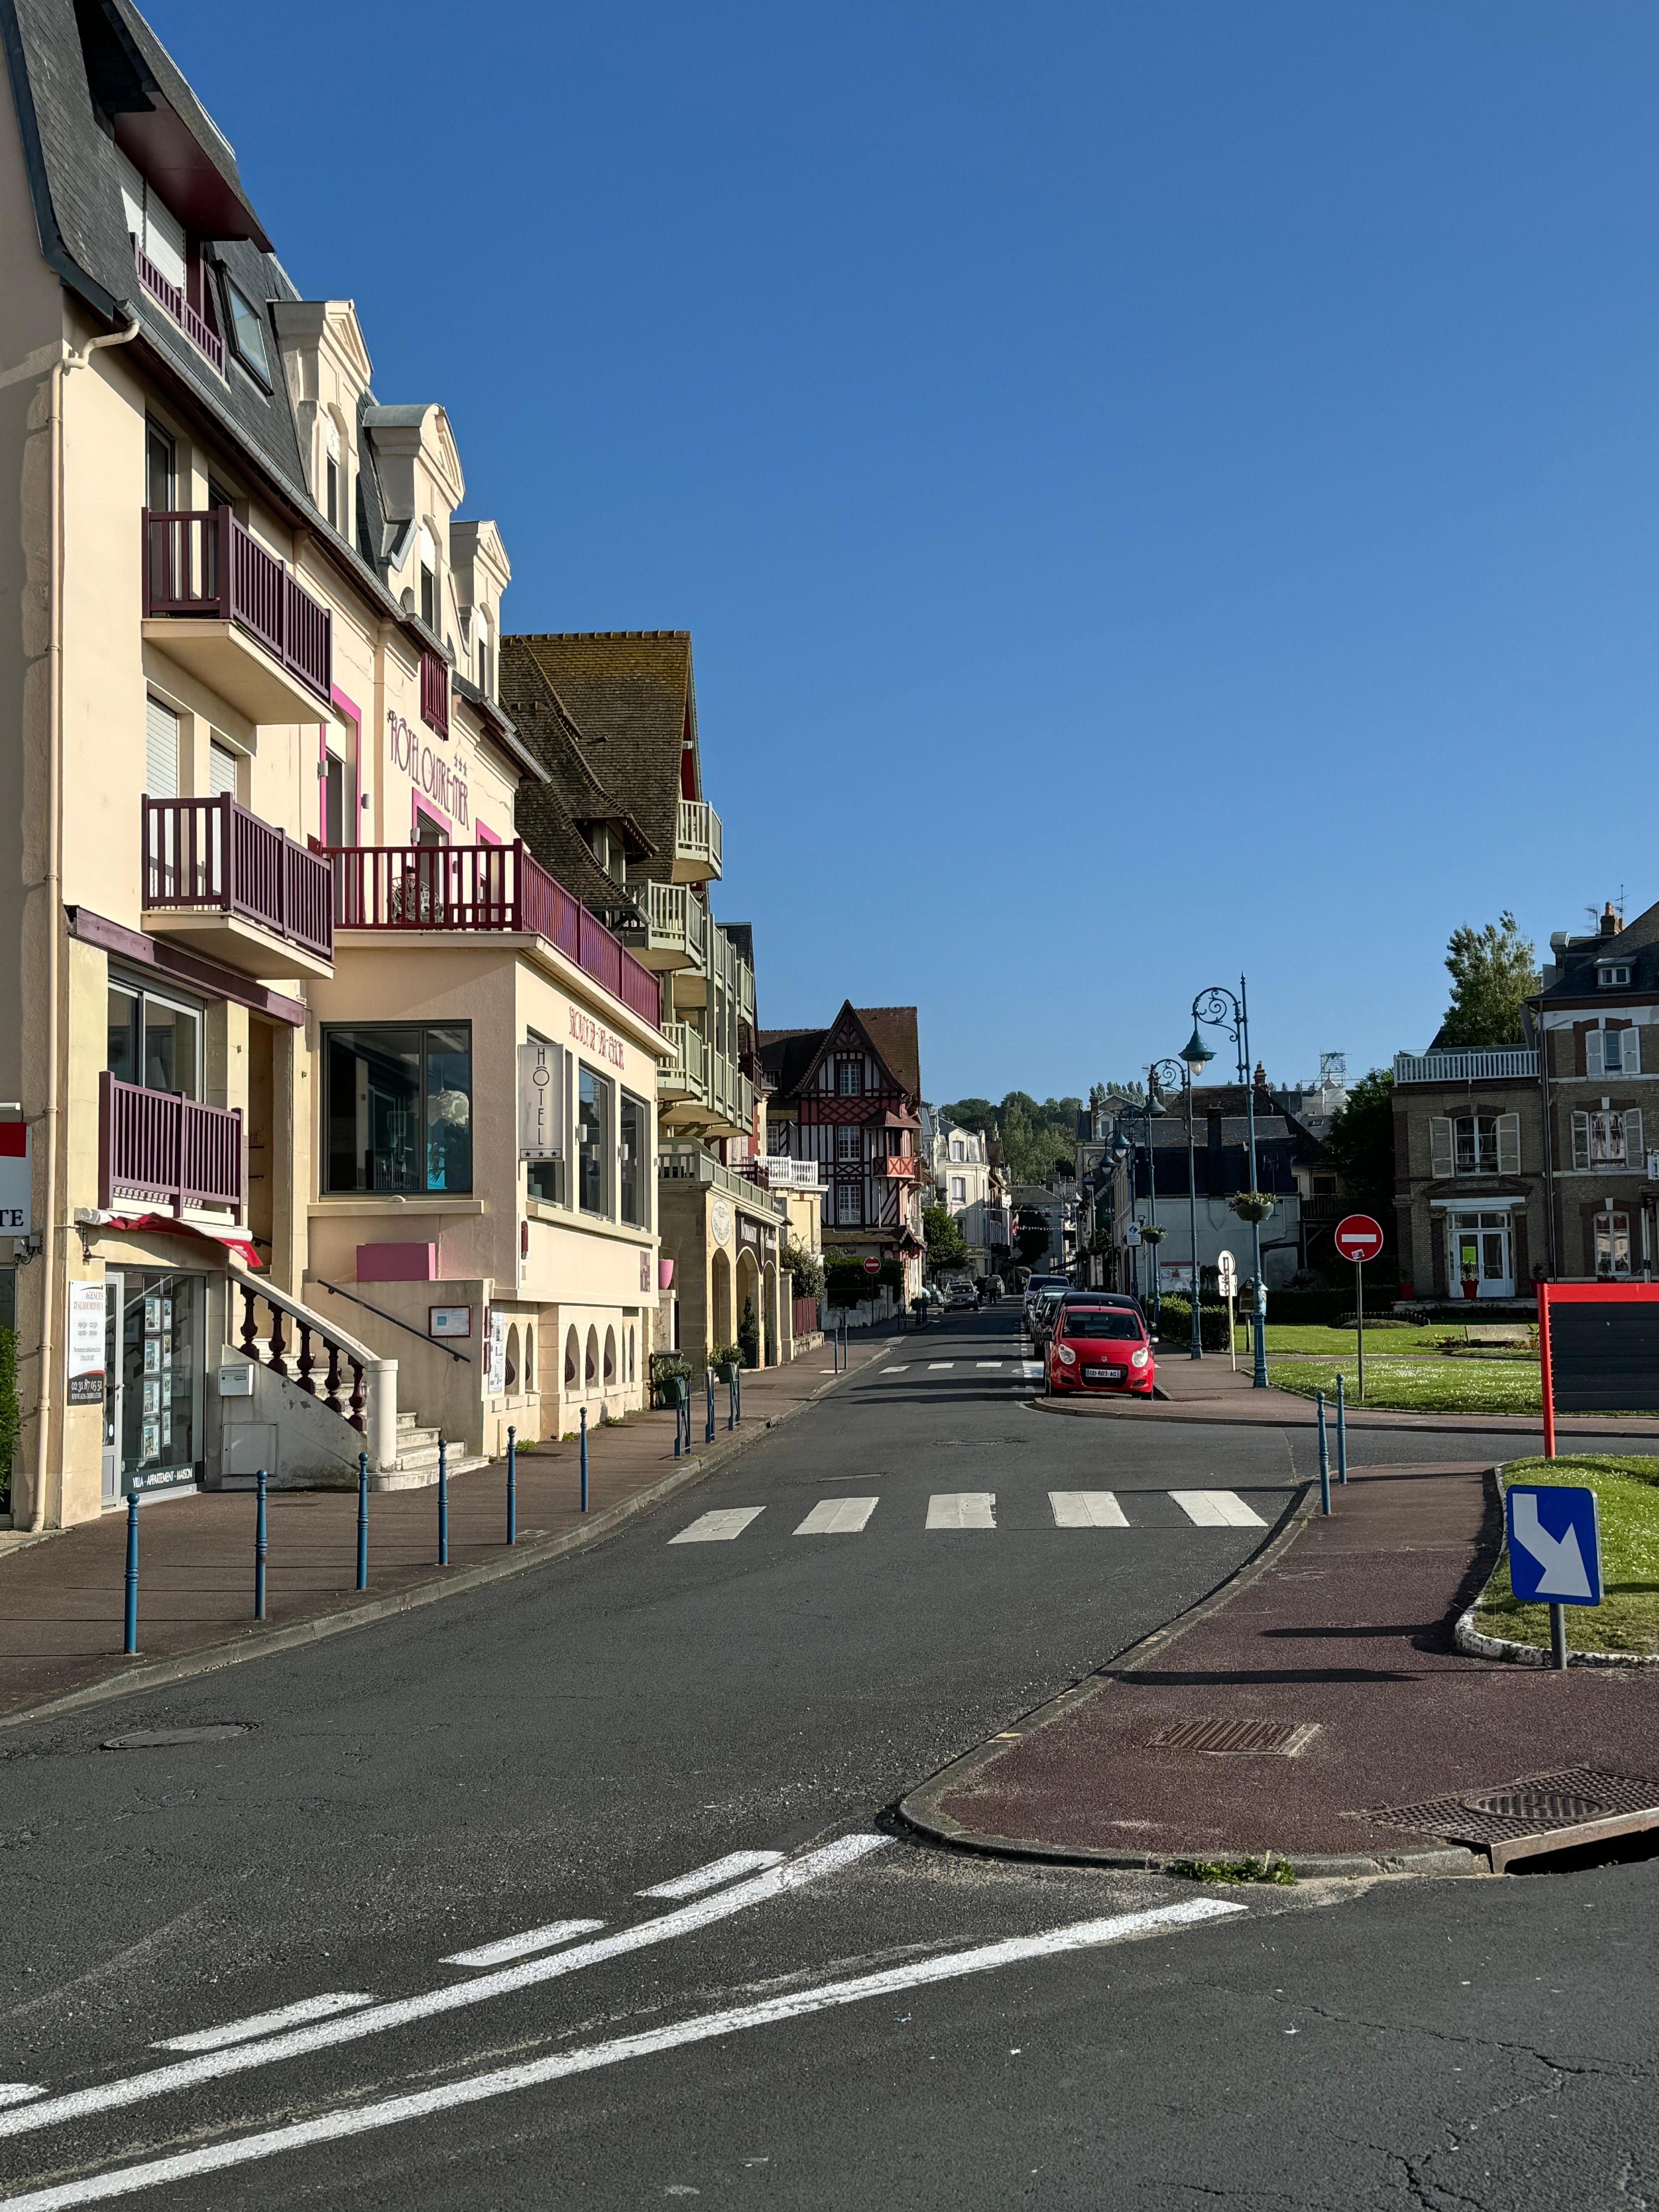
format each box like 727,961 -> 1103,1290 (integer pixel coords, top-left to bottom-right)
1361,1765 -> 1659,1869
101,1726 -> 250,1751
1145,1717 -> 1319,1757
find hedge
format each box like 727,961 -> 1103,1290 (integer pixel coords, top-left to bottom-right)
1154,1299 -> 1233,1352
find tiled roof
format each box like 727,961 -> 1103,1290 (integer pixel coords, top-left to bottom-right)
758,1004 -> 922,1105
855,1006 -> 921,1102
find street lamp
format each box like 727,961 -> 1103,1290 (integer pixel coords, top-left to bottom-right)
1191,976 -> 1269,1389
1148,1055 -> 1202,1361
1109,1096 -> 1166,1323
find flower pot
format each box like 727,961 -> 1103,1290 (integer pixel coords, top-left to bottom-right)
658,1258 -> 675,1291
714,1362 -> 738,1384
1460,1278 -> 1478,1300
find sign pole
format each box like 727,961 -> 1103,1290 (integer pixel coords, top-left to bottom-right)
1538,1282 -> 1555,1461
1550,1601 -> 1567,1671
1228,1287 -> 1237,1371
1355,1257 -> 1364,1402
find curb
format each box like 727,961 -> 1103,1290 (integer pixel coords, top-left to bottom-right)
897,1477 -> 1486,1881
0,1351 -> 881,1736
1025,1395 -> 1659,1441
1452,1464 -> 1659,1671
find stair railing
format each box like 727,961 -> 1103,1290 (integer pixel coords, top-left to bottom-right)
229,1267 -> 398,1470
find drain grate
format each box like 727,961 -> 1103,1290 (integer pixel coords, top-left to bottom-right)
1362,1766 -> 1659,1869
1145,1716 -> 1319,1757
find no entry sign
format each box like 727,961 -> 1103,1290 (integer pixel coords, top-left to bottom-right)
1334,1214 -> 1384,1263
862,1257 -> 881,1275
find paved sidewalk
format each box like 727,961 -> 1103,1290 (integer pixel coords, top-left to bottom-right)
902,1458 -> 1659,1874
0,1334 -> 891,1726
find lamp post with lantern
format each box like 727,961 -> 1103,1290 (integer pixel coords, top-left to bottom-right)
1109,1094 -> 1166,1326
1186,977 -> 1269,1388
1147,1054 -> 1203,1360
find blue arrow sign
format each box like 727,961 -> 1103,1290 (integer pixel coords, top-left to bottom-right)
1505,1484 -> 1602,1607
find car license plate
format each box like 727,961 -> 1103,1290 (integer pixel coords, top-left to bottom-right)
1085,1365 -> 1125,1381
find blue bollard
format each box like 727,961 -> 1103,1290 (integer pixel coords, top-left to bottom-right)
580,1405 -> 589,1513
727,1369 -> 736,1431
735,1366 -> 742,1424
356,1450 -> 369,1591
1335,1374 -> 1348,1486
254,1468 -> 268,1621
437,1437 -> 449,1565
122,1491 -> 139,1656
507,1424 -> 517,1545
1316,1390 -> 1331,1515
705,1370 -> 715,1444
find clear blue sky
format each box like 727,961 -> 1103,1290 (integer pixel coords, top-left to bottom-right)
153,0 -> 1659,1104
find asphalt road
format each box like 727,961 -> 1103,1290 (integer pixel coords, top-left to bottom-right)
0,1309 -> 1653,2209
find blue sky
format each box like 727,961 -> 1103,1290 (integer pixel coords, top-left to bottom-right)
154,0 -> 1659,1104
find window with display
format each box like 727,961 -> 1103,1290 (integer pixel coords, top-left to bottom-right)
323,1024 -> 472,1194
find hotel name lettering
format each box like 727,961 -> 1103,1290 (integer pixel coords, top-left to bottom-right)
568,1006 -> 626,1068
387,711 -> 469,827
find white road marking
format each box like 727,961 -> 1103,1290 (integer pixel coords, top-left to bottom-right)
926,1361 -> 955,1370
1049,1491 -> 1128,1528
441,1920 -> 605,1970
794,1498 -> 879,1536
926,1492 -> 995,1530
1019,1361 -> 1044,1379
0,1836 -> 891,2144
1169,1490 -> 1266,1528
0,2087 -> 43,2108
637,1851 -> 785,1898
3,1900 -> 1245,2209
881,1366 -> 909,1374
669,1508 -> 764,1543
153,1992 -> 377,2053
974,1361 -> 1004,1369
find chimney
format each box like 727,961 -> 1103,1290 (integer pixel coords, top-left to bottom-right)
1601,902 -> 1620,937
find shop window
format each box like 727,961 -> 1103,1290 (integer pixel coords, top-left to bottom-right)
619,1091 -> 647,1228
604,1326 -> 616,1384
323,1024 -> 471,1194
107,980 -> 201,1099
578,1066 -> 612,1216
1594,1210 -> 1633,1278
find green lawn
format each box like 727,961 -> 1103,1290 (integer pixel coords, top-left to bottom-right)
1253,1323 -> 1470,1356
1269,1354 -> 1541,1414
1476,1458 -> 1659,1656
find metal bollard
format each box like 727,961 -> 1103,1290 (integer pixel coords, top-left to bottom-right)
437,1437 -> 449,1566
356,1450 -> 369,1591
507,1424 -> 517,1546
705,1370 -> 715,1444
254,1468 -> 268,1621
1335,1374 -> 1348,1485
1316,1390 -> 1331,1515
735,1366 -> 742,1423
580,1404 -> 589,1513
122,1491 -> 139,1656
727,1369 -> 737,1431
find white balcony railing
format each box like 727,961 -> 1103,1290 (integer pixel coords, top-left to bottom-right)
1394,1049 -> 1539,1085
675,799 -> 723,882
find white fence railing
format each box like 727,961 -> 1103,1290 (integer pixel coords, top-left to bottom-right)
1394,1049 -> 1538,1085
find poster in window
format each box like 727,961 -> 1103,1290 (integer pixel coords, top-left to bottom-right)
484,1308 -> 507,1396
141,1419 -> 160,1463
144,1337 -> 161,1375
65,1278 -> 106,1405
144,1292 -> 163,1334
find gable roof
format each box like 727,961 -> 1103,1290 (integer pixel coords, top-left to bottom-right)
758,1003 -> 922,1106
1537,897 -> 1659,1003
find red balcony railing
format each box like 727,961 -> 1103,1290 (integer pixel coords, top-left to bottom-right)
327,840 -> 662,1028
99,1072 -> 244,1219
143,507 -> 332,703
133,243 -> 225,374
143,796 -> 333,964
420,647 -> 449,735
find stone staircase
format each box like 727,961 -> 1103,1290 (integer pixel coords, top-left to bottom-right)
373,1410 -> 491,1492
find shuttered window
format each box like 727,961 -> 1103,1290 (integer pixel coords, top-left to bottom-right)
116,148 -> 186,292
1429,1116 -> 1454,1176
1571,1111 -> 1592,1170
1604,1023 -> 1640,1076
1496,1113 -> 1521,1175
1586,1028 -> 1605,1077
144,697 -> 179,798
1626,1109 -> 1644,1169
208,741 -> 238,798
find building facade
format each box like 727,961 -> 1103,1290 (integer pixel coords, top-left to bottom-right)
920,1106 -> 997,1272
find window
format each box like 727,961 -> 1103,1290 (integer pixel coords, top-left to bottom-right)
323,748 -> 354,846
578,1065 -> 612,1216
1599,965 -> 1631,989
220,276 -> 271,382
144,696 -> 180,799
419,525 -> 438,631
1454,1115 -> 1498,1175
107,981 -> 201,1098
1431,1112 -> 1520,1178
1591,1025 -> 1641,1076
835,1183 -> 861,1224
474,606 -> 492,697
145,421 -> 174,512
209,740 -> 239,800
1594,1210 -> 1633,1278
619,1091 -> 648,1228
950,1176 -> 967,1203
118,150 -> 185,291
835,1124 -> 862,1162
1572,1108 -> 1643,1170
323,1024 -> 472,1194
950,1138 -> 964,1162
836,1059 -> 863,1096
323,416 -> 341,532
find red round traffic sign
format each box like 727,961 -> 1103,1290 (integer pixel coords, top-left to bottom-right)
1334,1214 -> 1384,1262
862,1257 -> 881,1275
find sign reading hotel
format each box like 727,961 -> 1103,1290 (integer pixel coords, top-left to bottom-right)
568,1006 -> 625,1068
387,710 -> 469,828
518,1042 -> 563,1160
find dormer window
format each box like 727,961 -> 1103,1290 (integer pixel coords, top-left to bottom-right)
419,526 -> 438,630
220,275 -> 271,383
323,416 -> 341,532
1599,963 -> 1631,988
474,606 -> 492,698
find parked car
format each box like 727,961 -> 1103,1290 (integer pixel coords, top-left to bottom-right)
1027,1285 -> 1069,1351
1022,1273 -> 1070,1327
946,1282 -> 978,1311
1046,1300 -> 1156,1398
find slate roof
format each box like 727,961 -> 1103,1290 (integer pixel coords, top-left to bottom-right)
499,634 -> 698,875
1537,898 -> 1659,1004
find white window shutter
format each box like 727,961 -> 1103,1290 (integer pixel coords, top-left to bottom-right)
1587,1027 -> 1604,1077
208,741 -> 238,797
1572,1111 -> 1591,1170
144,697 -> 179,798
1496,1113 -> 1521,1175
1625,1109 -> 1643,1168
1629,1024 -> 1642,1075
1429,1117 -> 1454,1176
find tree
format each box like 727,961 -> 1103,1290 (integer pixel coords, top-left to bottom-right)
1015,1206 -> 1052,1267
1439,913 -> 1539,1048
1321,1068 -> 1396,1256
922,1204 -> 969,1278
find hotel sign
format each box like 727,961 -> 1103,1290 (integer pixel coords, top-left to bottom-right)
518,1041 -> 564,1160
387,710 -> 469,828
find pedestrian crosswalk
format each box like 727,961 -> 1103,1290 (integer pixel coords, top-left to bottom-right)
669,1490 -> 1268,1543
879,1360 -> 1045,1379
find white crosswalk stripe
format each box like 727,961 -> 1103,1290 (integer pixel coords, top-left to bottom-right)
926,1361 -> 955,1370
926,1492 -> 995,1530
881,1366 -> 910,1374
974,1361 -> 1004,1369
794,1497 -> 879,1535
1049,1491 -> 1128,1528
670,1508 -> 766,1543
1169,1489 -> 1266,1528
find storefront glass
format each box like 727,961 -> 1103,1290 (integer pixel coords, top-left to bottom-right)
104,1269 -> 203,1497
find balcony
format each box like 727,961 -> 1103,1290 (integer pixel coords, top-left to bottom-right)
100,1072 -> 243,1220
143,508 -> 332,720
709,1051 -> 754,1138
623,881 -> 708,972
673,799 -> 723,883
1394,1049 -> 1538,1086
872,1152 -> 926,1180
327,841 -> 663,1030
142,797 -> 333,979
659,1021 -> 706,1099
658,1141 -> 785,1218
134,243 -> 224,375
740,1156 -> 824,1193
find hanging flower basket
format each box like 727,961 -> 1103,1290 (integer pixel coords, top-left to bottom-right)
1229,1192 -> 1276,1224
1137,1224 -> 1167,1246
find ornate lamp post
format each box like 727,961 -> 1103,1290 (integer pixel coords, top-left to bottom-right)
1148,1055 -> 1202,1360
1188,975 -> 1269,1388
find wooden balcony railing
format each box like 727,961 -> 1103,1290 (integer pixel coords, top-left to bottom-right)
871,1152 -> 925,1179
420,647 -> 449,735
99,1072 -> 243,1218
675,798 -> 723,879
327,841 -> 662,1028
143,796 -> 333,964
134,243 -> 225,374
143,507 -> 332,702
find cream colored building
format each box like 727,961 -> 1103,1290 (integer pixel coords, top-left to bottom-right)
0,0 -> 663,1525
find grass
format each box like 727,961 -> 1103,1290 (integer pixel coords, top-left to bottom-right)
1166,1856 -> 1297,1886
1255,1323 -> 1463,1355
1475,1458 -> 1659,1656
1269,1354 -> 1542,1414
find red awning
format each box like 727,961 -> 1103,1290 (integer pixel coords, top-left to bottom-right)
104,1213 -> 263,1270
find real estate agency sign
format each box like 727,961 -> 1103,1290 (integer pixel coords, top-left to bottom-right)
0,1119 -> 29,1233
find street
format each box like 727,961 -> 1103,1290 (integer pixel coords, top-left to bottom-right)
0,1311 -> 1652,2208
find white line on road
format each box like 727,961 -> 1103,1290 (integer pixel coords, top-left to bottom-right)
974,1361 -> 1004,1369
1169,1490 -> 1266,1528
0,2087 -> 43,2108
1019,1361 -> 1044,1379
152,1993 -> 376,2053
793,1498 -> 879,1536
669,1508 -> 765,1543
926,1492 -> 995,1530
637,1851 -> 784,1899
926,1362 -> 955,1370
3,1899 -> 1245,2210
0,1835 -> 891,2144
440,1920 -> 606,1970
880,1366 -> 909,1374
1048,1491 -> 1128,1528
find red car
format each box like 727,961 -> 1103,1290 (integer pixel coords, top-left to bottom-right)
1046,1301 -> 1156,1396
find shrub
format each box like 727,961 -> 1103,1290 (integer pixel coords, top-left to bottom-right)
1156,1298 -> 1233,1352
738,1296 -> 760,1370
781,1237 -> 824,1302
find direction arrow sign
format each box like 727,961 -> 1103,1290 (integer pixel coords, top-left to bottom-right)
1334,1214 -> 1384,1262
1506,1483 -> 1602,1606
